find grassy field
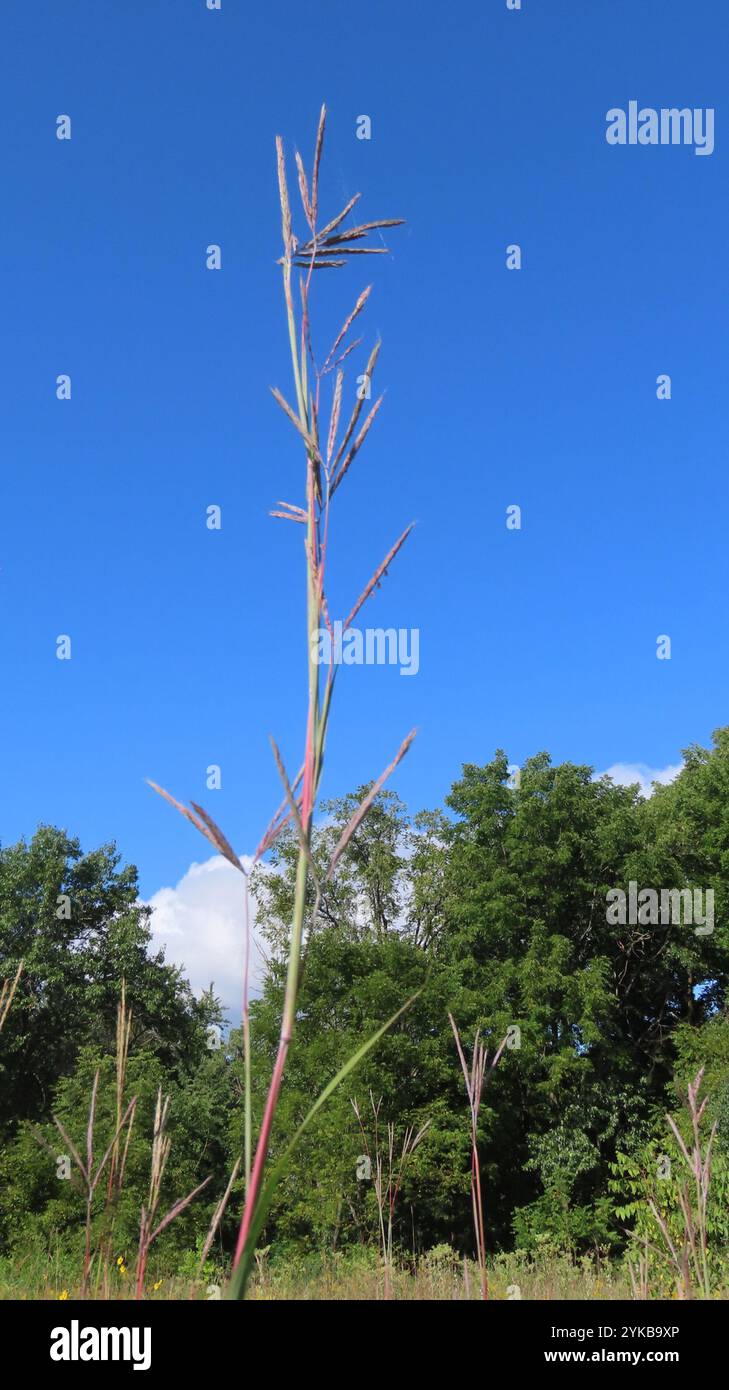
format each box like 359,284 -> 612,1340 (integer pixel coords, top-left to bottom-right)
4,1249 -> 726,1302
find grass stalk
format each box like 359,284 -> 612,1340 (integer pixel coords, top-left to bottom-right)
647,1067 -> 717,1299
148,104 -> 412,1298
135,1087 -> 211,1300
449,1015 -> 507,1300
352,1092 -> 430,1298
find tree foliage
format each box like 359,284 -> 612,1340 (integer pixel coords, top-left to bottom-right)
2,730 -> 729,1271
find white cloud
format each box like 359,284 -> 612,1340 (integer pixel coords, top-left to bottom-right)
144,854 -> 268,1020
145,765 -> 683,1007
598,762 -> 682,798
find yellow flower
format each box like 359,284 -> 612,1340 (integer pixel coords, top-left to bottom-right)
58,1289 -> 69,1301
117,1256 -> 124,1267
153,1280 -> 163,1291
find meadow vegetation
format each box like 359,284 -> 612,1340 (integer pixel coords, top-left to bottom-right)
1,729 -> 729,1299
2,109 -> 728,1302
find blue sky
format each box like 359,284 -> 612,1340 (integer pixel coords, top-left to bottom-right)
1,1 -> 727,1004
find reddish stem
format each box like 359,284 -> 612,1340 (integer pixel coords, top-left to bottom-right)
232,1034 -> 291,1268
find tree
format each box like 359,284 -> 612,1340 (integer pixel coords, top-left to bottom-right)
0,827 -> 220,1138
442,741 -> 729,1245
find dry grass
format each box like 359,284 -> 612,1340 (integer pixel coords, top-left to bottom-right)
0,1253 -> 648,1303
134,1090 -> 211,1300
351,1093 -> 430,1298
243,1257 -> 638,1303
26,980 -> 211,1301
638,1068 -> 718,1300
449,1015 -> 508,1299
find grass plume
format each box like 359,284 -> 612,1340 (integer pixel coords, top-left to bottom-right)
147,104 -> 413,1299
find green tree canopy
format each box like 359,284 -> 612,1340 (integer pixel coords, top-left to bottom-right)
0,826 -> 219,1138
